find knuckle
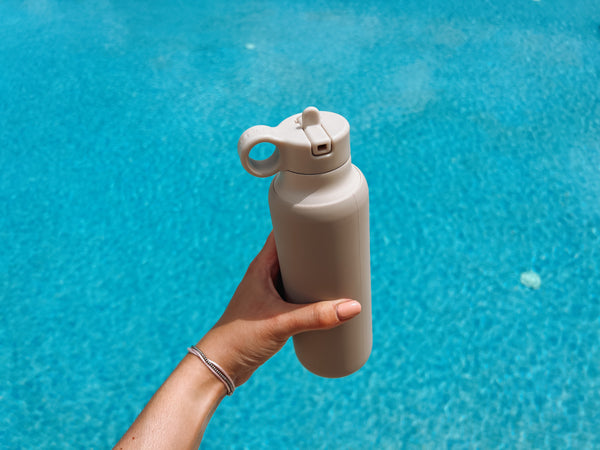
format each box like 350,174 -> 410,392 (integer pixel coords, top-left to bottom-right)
313,303 -> 338,329
269,312 -> 291,339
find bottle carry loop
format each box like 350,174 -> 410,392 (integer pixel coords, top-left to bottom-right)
237,125 -> 283,177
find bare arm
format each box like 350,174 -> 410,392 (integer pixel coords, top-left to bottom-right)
115,233 -> 361,449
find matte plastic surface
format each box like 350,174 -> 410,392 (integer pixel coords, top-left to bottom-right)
270,161 -> 372,377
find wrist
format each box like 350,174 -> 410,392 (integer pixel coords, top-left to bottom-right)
183,353 -> 228,400
196,329 -> 246,388
187,346 -> 235,395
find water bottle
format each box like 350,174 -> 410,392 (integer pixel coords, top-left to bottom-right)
238,107 -> 371,378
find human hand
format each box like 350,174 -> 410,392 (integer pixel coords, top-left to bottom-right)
196,232 -> 362,387
115,233 -> 361,449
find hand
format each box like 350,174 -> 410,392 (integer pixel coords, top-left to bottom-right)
196,232 -> 362,387
115,233 -> 361,449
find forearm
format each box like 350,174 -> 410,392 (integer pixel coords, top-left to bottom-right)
115,354 -> 226,450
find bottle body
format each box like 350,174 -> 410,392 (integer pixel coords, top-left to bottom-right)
268,160 -> 372,378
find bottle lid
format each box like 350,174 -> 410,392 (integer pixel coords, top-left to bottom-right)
238,107 -> 350,177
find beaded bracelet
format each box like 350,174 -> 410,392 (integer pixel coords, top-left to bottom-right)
187,345 -> 235,396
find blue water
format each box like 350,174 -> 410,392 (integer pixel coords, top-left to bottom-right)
2,0 -> 600,447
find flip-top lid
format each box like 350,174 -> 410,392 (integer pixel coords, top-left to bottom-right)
238,107 -> 350,177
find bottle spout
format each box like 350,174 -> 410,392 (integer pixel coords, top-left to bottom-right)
300,107 -> 332,156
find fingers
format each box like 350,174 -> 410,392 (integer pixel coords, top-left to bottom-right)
279,299 -> 362,337
336,300 -> 363,321
251,233 -> 362,338
260,232 -> 277,259
247,232 -> 280,283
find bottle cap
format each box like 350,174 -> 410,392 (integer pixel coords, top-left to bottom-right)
238,107 -> 350,177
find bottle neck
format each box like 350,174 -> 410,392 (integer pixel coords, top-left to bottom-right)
272,158 -> 355,203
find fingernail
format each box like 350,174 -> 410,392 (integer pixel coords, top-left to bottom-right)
336,301 -> 361,321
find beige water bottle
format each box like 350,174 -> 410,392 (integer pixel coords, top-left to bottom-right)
238,107 -> 371,378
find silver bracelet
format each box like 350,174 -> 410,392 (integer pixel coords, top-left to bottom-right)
187,345 -> 235,396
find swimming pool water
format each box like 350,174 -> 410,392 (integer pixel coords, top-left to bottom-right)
2,0 -> 600,448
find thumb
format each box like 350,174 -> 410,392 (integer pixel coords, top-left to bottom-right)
280,299 -> 362,337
